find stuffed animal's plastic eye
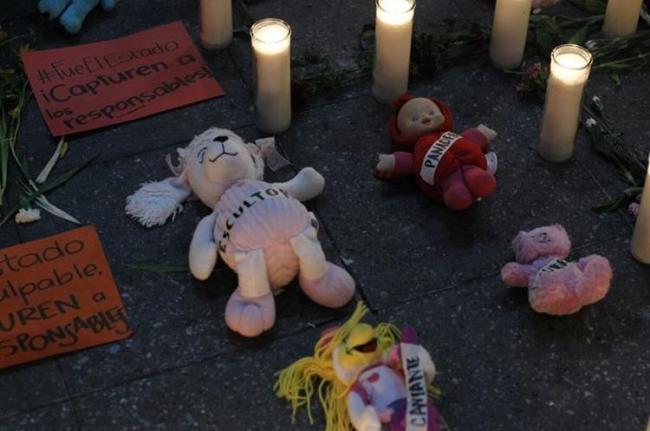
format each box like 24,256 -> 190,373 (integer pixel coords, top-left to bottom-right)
197,147 -> 207,163
412,116 -> 418,122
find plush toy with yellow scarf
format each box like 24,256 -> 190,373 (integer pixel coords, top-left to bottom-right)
275,303 -> 441,431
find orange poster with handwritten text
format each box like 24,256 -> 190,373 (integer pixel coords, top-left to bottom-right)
21,21 -> 224,136
0,226 -> 132,369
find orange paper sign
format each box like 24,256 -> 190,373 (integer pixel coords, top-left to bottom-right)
21,21 -> 225,136
0,226 -> 132,369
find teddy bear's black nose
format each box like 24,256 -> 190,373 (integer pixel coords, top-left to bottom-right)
213,135 -> 228,143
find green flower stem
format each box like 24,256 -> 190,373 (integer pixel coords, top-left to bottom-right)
593,53 -> 650,70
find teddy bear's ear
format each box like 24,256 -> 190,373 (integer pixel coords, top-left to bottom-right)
512,230 -> 528,251
550,224 -> 572,254
551,224 -> 568,237
125,171 -> 192,228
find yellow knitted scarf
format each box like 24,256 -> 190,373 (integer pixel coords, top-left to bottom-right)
274,302 -> 400,431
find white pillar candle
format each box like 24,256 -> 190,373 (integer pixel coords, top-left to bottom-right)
603,0 -> 644,37
200,0 -> 233,50
489,0 -> 532,70
538,45 -> 593,162
250,18 -> 292,134
372,0 -> 416,104
631,156 -> 650,264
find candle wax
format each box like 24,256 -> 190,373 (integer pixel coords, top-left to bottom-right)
489,0 -> 532,70
372,0 -> 415,104
631,157 -> 650,263
200,0 -> 232,49
538,47 -> 592,162
603,0 -> 644,37
251,21 -> 291,134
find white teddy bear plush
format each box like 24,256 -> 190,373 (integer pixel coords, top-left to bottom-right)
126,128 -> 355,337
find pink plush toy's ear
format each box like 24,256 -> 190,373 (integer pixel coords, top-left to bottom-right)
550,224 -> 572,258
125,147 -> 193,228
125,174 -> 192,228
552,224 -> 569,239
512,230 -> 528,254
511,224 -> 572,263
512,229 -> 544,264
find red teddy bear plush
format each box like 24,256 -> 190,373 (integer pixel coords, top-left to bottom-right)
374,94 -> 498,210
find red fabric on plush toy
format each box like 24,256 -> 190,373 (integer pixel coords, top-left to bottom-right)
410,129 -> 494,204
375,93 -> 498,211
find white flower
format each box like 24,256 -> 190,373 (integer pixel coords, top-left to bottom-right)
14,207 -> 41,224
585,118 -> 598,128
592,96 -> 601,104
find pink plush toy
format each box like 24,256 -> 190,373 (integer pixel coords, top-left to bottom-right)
125,128 -> 355,337
501,225 -> 613,315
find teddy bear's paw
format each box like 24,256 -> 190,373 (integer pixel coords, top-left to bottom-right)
578,255 -> 613,305
225,290 -> 276,337
290,167 -> 325,201
373,154 -> 398,179
299,263 -> 355,308
530,287 -> 582,316
38,0 -> 71,20
442,174 -> 474,211
477,124 -> 498,142
500,262 -> 530,287
462,165 -> 496,198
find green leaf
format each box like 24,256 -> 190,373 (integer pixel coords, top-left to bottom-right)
610,73 -> 621,86
35,155 -> 96,196
586,0 -> 607,13
592,196 -> 627,213
535,27 -> 555,56
236,0 -> 255,28
568,24 -> 591,45
59,140 -> 69,158
592,187 -> 642,213
0,202 -> 19,227
566,0 -> 606,14
603,63 -> 635,70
